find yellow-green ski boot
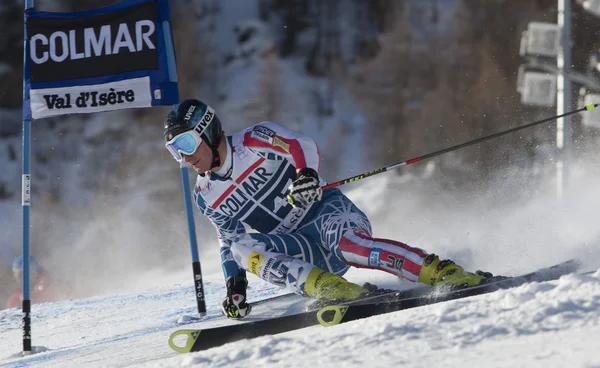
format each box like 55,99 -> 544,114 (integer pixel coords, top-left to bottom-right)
418,254 -> 487,289
303,268 -> 367,302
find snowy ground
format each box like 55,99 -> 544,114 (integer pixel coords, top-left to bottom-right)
0,259 -> 599,367
3,161 -> 600,367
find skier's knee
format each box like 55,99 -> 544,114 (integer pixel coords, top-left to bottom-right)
335,228 -> 374,264
229,237 -> 261,269
232,234 -> 268,251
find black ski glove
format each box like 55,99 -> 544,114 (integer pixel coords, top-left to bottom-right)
287,167 -> 323,208
221,276 -> 252,319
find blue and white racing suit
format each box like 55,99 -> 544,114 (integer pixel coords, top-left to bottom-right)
194,122 -> 429,294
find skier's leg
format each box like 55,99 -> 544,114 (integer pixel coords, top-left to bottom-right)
337,228 -> 428,282
304,189 -> 486,288
234,232 -> 350,276
229,233 -> 366,301
337,230 -> 486,287
297,189 -> 426,280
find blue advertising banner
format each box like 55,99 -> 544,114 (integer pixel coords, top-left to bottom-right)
23,0 -> 179,119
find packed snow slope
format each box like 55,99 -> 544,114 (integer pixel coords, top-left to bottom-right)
1,172 -> 600,368
0,265 -> 599,368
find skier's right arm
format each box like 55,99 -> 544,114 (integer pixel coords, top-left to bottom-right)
194,189 -> 246,281
195,190 -> 252,319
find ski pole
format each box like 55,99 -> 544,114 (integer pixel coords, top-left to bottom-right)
323,104 -> 598,190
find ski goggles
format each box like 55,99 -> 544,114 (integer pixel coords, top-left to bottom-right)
165,128 -> 203,162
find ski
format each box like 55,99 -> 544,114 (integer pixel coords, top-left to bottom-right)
316,259 -> 580,327
168,305 -> 320,353
168,259 -> 579,353
173,292 -> 299,324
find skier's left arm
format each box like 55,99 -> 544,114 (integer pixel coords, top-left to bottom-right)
243,122 -> 324,208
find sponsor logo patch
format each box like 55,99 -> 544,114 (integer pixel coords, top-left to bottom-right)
368,248 -> 383,267
251,125 -> 275,144
22,174 -> 31,206
261,258 -> 275,280
386,254 -> 405,271
199,180 -> 214,195
273,137 -> 290,152
184,105 -> 196,121
248,251 -> 264,276
194,107 -> 215,133
217,166 -> 274,217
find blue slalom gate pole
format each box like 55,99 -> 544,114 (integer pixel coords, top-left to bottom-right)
21,0 -> 34,356
162,11 -> 205,317
179,165 -> 206,317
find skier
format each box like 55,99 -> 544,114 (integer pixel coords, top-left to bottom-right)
6,255 -> 72,309
164,99 -> 489,319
